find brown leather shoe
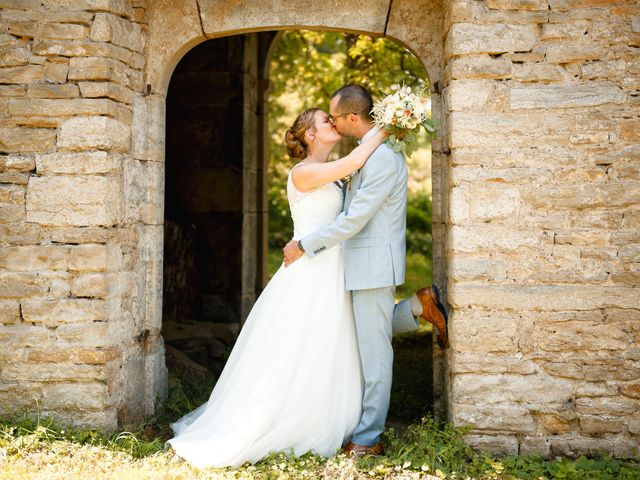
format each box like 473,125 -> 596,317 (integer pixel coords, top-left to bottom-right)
416,285 -> 448,348
342,441 -> 384,457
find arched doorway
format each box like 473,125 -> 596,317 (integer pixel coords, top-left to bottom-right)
140,0 -> 447,420
162,32 -> 274,386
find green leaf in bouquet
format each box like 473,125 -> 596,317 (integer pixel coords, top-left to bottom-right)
389,134 -> 396,144
392,141 -> 404,153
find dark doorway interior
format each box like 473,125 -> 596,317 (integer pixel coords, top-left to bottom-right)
162,34 -> 273,386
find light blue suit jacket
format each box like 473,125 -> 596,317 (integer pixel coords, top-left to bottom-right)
301,128 -> 408,291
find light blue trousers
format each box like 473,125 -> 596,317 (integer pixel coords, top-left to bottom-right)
350,287 -> 418,446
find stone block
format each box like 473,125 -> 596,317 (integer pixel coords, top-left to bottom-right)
514,63 -> 564,82
198,0 -> 388,36
0,84 -> 27,96
510,82 -> 626,109
57,116 -> 130,152
55,321 -> 110,346
41,382 -> 111,410
27,83 -> 80,98
0,127 -> 56,153
446,79 -> 495,111
534,321 -> 632,352
42,10 -> 95,24
452,403 -> 537,434
448,225 -> 543,253
533,412 -> 576,434
0,172 -> 29,184
453,373 -> 573,406
548,0 -> 628,10
449,285 -> 640,311
90,13 -> 144,52
41,22 -> 89,39
448,112 -> 575,148
78,81 -> 133,104
487,0 -> 548,10
619,118 -> 640,142
541,21 -> 590,40
0,271 -> 69,299
26,175 -> 123,226
445,55 -> 513,80
33,39 -> 144,70
0,47 -> 30,67
36,151 -> 122,175
0,301 -> 20,325
523,183 -> 640,209
576,396 -> 638,416
1,360 -> 112,383
621,383 -> 640,399
543,43 -> 608,63
573,382 -> 618,397
466,434 -> 519,456
42,0 -> 133,18
68,244 -> 108,272
451,352 -> 537,374
9,98 -> 124,118
450,185 -> 520,224
0,203 -> 26,226
71,272 -> 109,298
520,436 -> 552,458
447,23 -> 537,55
0,184 -> 24,204
449,255 -> 507,282
43,61 -> 69,83
68,56 -> 143,91
0,65 -> 43,83
21,298 -> 107,326
0,245 -> 69,271
482,8 -> 550,24
579,415 -> 626,434
450,314 -> 518,353
27,346 -> 118,365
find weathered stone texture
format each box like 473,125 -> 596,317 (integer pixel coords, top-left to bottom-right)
57,116 -> 130,151
443,0 -> 640,459
26,175 -> 123,226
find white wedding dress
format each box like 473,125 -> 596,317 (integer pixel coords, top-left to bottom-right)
166,167 -> 363,468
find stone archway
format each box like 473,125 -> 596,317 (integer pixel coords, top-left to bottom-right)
136,0 -> 449,419
2,0 -> 637,459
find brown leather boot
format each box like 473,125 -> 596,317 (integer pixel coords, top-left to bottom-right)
416,285 -> 448,348
342,441 -> 384,457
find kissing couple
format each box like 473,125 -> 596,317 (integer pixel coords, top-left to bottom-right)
166,84 -> 449,468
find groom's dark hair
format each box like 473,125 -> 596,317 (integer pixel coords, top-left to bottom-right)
331,84 -> 373,121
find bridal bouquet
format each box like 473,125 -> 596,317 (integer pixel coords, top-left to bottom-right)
371,84 -> 436,156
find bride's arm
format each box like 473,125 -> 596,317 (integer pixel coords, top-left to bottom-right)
292,130 -> 387,192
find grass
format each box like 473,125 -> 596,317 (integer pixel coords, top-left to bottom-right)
2,411 -> 639,480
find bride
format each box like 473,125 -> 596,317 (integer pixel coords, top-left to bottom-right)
166,108 -> 387,468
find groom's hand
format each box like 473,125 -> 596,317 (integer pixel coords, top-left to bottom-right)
283,240 -> 303,267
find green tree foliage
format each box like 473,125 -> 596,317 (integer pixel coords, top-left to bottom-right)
267,30 -> 430,251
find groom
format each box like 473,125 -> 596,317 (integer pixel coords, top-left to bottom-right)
283,85 -> 448,456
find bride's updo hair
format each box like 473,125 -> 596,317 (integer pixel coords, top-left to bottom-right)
285,108 -> 321,160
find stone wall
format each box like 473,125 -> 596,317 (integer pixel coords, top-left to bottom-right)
442,0 -> 640,458
0,0 -> 163,430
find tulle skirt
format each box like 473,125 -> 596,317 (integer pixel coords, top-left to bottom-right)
166,245 -> 363,468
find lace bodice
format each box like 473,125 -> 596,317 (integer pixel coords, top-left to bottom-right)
287,166 -> 343,240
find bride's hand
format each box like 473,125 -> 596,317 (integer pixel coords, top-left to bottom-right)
355,129 -> 389,169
